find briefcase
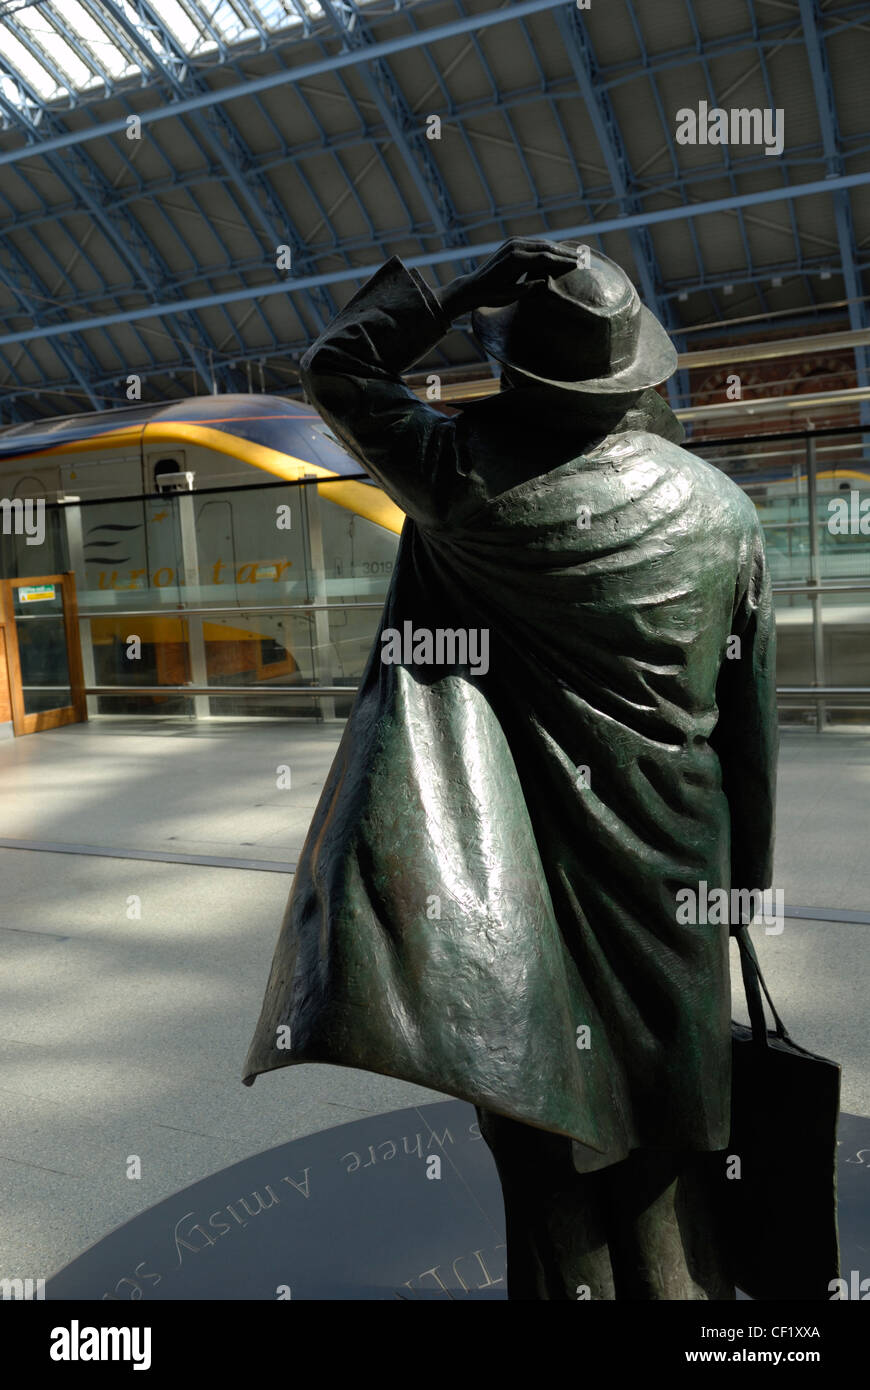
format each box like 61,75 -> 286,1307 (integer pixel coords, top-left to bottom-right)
716,925 -> 841,1301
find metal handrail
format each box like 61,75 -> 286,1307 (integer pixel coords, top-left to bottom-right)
777,687 -> 870,699
772,581 -> 870,595
85,685 -> 357,697
76,601 -> 386,617
82,683 -> 870,702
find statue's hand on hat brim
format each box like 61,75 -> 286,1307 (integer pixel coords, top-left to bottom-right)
438,237 -> 578,321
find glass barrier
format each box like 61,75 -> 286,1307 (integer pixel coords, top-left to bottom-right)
691,425 -> 870,726
2,430 -> 869,724
692,430 -> 870,586
0,496 -> 69,579
12,583 -> 72,715
51,476 -> 398,717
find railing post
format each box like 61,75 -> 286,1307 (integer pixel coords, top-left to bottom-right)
176,492 -> 210,720
806,436 -> 826,732
301,476 -> 336,722
61,497 -> 97,718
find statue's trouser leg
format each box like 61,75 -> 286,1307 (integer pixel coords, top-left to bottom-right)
476,1108 -> 734,1301
476,1106 -> 616,1299
603,1147 -> 735,1301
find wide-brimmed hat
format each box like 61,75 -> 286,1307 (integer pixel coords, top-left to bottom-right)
471,245 -> 677,394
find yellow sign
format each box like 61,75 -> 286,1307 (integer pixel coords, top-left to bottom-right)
20,584 -> 56,602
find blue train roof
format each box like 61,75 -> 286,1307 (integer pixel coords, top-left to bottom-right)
0,393 -> 361,476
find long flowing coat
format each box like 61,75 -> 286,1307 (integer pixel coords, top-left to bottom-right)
243,258 -> 778,1168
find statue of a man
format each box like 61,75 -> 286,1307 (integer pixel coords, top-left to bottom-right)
244,239 -> 778,1300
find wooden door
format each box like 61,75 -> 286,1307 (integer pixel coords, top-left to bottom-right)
0,573 -> 87,735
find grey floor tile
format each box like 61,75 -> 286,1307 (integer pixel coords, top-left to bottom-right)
0,718 -> 868,1284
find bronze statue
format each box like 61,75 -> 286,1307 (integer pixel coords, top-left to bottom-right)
244,240 -> 778,1300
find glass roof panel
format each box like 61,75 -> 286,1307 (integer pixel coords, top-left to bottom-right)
15,7 -> 96,92
251,0 -> 306,32
59,0 -> 138,81
0,22 -> 60,100
200,1 -> 254,46
151,0 -> 202,52
0,0 -> 381,111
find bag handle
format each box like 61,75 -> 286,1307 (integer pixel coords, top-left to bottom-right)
735,923 -> 790,1046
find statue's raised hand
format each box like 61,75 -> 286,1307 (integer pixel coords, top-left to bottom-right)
438,238 -> 579,321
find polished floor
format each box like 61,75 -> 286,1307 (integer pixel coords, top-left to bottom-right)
0,718 -> 867,1283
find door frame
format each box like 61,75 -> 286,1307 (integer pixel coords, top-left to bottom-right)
1,572 -> 88,736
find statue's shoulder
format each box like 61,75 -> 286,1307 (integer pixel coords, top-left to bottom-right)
582,430 -> 759,524
655,435 -> 762,530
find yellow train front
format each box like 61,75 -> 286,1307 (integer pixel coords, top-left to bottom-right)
0,394 -> 405,716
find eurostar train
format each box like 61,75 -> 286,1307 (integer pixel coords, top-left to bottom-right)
0,395 -> 405,711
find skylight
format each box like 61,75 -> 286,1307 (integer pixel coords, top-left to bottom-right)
0,0 -> 368,115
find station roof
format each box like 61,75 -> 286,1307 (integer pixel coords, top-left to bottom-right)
0,0 -> 868,422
